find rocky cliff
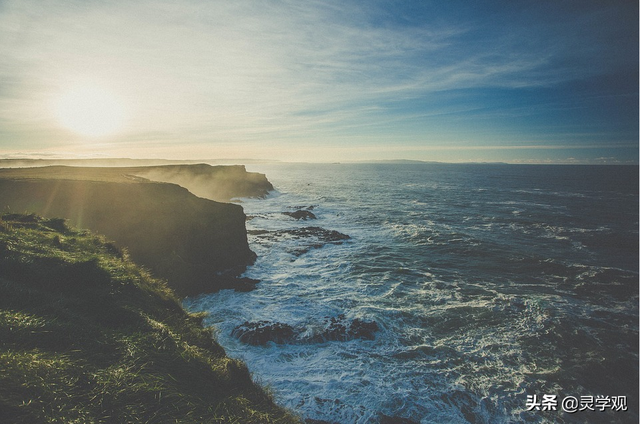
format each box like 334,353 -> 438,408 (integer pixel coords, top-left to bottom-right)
129,164 -> 273,202
0,165 -> 265,295
0,163 -> 273,202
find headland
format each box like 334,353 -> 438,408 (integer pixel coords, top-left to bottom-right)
0,163 -> 272,295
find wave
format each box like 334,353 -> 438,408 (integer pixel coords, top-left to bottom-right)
185,164 -> 638,423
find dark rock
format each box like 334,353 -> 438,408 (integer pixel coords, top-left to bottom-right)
379,414 -> 419,424
440,390 -> 478,424
286,227 -> 350,256
233,277 -> 260,292
231,321 -> 297,345
232,316 -> 379,346
247,229 -> 271,236
248,226 -> 350,256
288,227 -> 350,242
283,210 -> 317,220
349,318 -> 380,340
313,315 -> 379,343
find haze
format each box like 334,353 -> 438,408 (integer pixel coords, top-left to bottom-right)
0,0 -> 637,164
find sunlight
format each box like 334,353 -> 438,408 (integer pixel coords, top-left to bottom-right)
55,84 -> 125,137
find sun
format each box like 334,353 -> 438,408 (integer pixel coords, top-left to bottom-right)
55,85 -> 125,137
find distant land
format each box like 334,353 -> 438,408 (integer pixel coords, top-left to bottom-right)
0,157 -> 633,167
351,159 -> 443,164
0,158 -> 282,168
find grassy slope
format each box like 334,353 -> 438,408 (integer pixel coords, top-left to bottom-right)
0,214 -> 299,424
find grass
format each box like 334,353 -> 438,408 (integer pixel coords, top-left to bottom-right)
0,213 -> 300,424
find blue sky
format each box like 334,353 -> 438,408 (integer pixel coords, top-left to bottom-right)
0,0 -> 637,163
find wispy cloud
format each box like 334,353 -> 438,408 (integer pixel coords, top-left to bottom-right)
0,0 -> 636,162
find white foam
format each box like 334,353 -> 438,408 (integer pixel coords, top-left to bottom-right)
185,164 -> 638,423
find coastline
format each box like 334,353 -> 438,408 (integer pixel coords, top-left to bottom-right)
2,162 -> 637,423
187,163 -> 638,424
0,213 -> 300,423
0,163 -> 271,296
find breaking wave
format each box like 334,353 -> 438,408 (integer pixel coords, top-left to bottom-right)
185,164 -> 638,424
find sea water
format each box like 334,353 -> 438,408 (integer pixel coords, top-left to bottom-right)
184,163 -> 638,424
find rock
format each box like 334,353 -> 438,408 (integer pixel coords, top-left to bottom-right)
288,227 -> 350,242
349,318 -> 380,340
379,414 -> 419,424
440,390 -> 477,423
286,227 -> 350,256
231,321 -> 297,345
232,277 -> 260,292
249,226 -> 350,256
282,210 -> 317,220
314,315 -> 379,342
231,316 -> 379,346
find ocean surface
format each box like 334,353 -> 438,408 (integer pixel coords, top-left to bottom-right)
184,163 -> 638,424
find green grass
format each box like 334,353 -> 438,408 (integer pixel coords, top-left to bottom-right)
0,213 -> 300,424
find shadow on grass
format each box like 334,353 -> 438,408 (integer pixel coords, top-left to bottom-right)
0,214 -> 300,424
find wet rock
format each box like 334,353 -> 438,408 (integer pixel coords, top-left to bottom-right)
288,226 -> 350,242
440,390 -> 478,424
305,419 -> 338,424
379,414 -> 419,424
283,210 -> 317,220
233,277 -> 260,292
286,227 -> 350,255
249,226 -> 350,256
232,316 -> 379,345
313,315 -> 379,342
231,321 -> 297,345
348,318 -> 379,340
247,229 -> 271,236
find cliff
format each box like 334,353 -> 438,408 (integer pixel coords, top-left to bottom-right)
0,213 -> 299,423
129,164 -> 274,202
0,163 -> 273,202
0,165 -> 264,295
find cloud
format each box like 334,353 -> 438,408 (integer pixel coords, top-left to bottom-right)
0,0 -> 636,161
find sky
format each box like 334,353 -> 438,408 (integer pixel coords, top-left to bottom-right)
0,0 -> 637,163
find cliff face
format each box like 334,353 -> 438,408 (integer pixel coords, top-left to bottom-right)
0,178 -> 255,296
129,164 -> 274,202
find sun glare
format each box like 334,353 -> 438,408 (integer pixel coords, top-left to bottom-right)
55,85 -> 124,137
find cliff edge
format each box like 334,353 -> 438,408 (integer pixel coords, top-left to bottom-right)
0,213 -> 299,423
0,165 -> 266,296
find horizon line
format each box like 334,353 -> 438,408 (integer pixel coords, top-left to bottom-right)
0,157 -> 637,166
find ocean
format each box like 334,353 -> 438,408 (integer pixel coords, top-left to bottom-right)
184,163 -> 638,424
